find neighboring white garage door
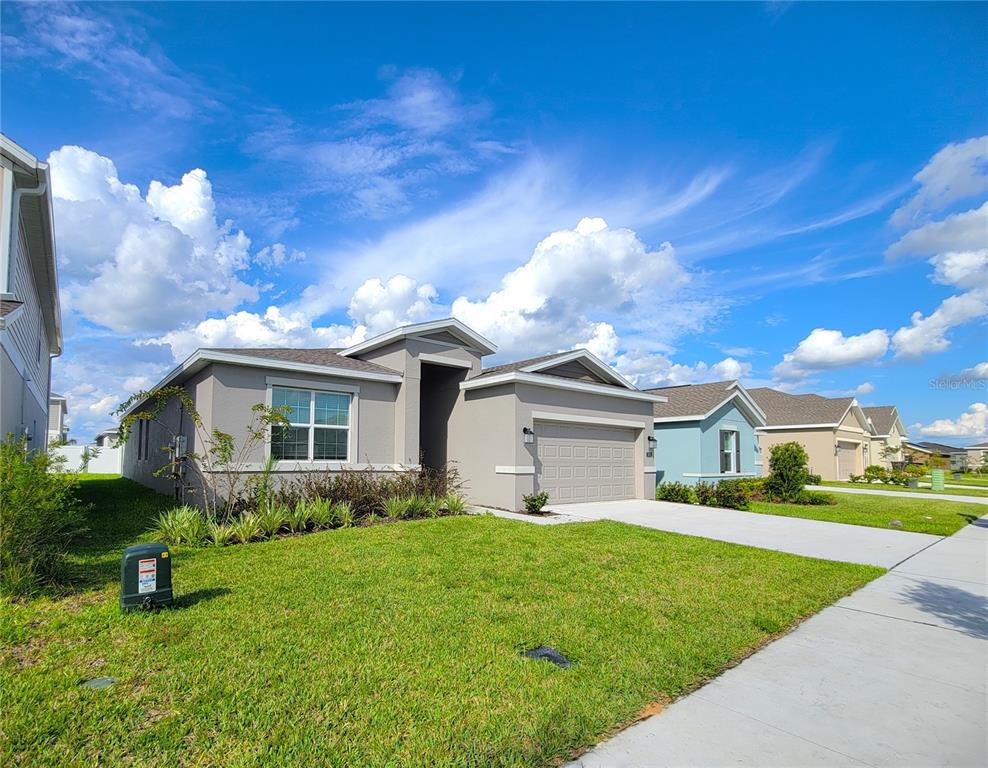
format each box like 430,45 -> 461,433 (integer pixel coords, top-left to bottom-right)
837,441 -> 858,480
536,422 -> 636,503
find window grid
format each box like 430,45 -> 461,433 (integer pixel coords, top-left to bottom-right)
271,387 -> 351,462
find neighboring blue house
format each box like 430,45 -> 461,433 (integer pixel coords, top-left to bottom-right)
643,380 -> 767,485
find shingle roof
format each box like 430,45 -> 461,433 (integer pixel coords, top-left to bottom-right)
206,348 -> 400,376
912,440 -> 966,455
968,441 -> 988,449
748,387 -> 854,427
643,380 -> 740,418
862,406 -> 898,435
475,351 -> 574,378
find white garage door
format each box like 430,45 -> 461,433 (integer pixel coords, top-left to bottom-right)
536,422 -> 636,503
837,441 -> 858,480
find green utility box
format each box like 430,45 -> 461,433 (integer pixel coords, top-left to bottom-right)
930,469 -> 945,492
120,543 -> 173,611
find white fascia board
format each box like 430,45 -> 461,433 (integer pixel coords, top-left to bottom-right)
522,348 -> 635,390
341,317 -> 497,357
120,349 -> 402,417
756,423 -> 839,431
460,370 -> 667,403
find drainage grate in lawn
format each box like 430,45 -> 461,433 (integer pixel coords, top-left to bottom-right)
522,645 -> 575,668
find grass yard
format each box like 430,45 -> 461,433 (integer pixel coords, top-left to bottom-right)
2,477 -> 881,768
751,492 -> 982,536
821,480 -> 988,499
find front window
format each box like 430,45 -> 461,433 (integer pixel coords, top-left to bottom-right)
720,430 -> 739,473
271,387 -> 351,462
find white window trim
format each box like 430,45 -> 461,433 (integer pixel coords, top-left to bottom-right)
265,381 -> 359,465
720,429 -> 739,474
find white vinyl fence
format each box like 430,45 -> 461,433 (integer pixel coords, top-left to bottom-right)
53,444 -> 123,474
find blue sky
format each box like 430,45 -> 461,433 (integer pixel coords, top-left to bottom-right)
2,2 -> 986,443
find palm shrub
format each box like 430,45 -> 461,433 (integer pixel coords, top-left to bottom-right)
0,438 -> 87,597
763,442 -> 812,502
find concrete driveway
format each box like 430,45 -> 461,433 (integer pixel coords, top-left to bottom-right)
566,516 -> 988,768
539,499 -> 941,567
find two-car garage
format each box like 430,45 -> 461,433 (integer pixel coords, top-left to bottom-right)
535,422 -> 637,503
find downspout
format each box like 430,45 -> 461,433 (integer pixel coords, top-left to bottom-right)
5,178 -> 47,292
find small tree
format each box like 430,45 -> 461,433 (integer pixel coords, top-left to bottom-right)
764,441 -> 811,502
115,387 -> 289,521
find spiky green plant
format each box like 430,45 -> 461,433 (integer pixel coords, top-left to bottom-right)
307,497 -> 335,529
208,521 -> 235,547
151,505 -> 209,546
230,514 -> 261,544
256,503 -> 285,538
443,494 -> 466,515
288,500 -> 311,533
404,495 -> 428,520
380,495 -> 409,520
334,500 -> 354,528
424,496 -> 443,518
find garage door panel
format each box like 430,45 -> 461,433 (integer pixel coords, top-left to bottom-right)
837,442 -> 857,481
536,422 -> 636,504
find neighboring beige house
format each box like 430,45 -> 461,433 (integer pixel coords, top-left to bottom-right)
121,318 -> 665,511
965,441 -> 988,471
0,135 -> 62,452
749,389 -> 874,481
903,441 -> 969,471
47,392 -> 69,445
862,405 -> 907,468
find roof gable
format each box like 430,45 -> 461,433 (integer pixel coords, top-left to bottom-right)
749,388 -> 856,428
646,380 -> 766,426
341,318 -> 497,358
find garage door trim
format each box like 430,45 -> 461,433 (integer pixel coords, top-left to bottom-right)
531,410 -> 646,430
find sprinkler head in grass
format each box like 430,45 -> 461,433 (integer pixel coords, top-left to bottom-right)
80,676 -> 116,689
522,645 -> 574,669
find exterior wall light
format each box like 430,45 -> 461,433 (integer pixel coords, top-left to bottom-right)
646,434 -> 656,458
522,426 -> 535,444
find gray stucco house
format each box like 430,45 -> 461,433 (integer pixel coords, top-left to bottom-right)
0,135 -> 62,452
122,318 -> 665,510
644,380 -> 766,485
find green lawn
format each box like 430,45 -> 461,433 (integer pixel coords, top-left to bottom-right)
751,492 -> 982,536
2,477 -> 880,768
821,480 -> 988,499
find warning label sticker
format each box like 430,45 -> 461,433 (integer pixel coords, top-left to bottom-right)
138,558 -> 157,594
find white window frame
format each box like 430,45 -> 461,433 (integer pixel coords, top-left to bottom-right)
720,429 -> 739,474
265,377 -> 359,467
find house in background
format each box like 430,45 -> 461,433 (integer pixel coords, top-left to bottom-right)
121,318 -> 664,511
903,441 -> 968,471
964,441 -> 988,471
47,392 -> 69,445
862,405 -> 907,468
95,428 -> 120,447
749,389 -> 873,481
644,380 -> 766,485
0,135 -> 62,452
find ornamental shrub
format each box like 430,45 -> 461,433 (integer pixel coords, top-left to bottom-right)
714,479 -> 752,510
655,482 -> 697,505
523,491 -> 550,514
0,437 -> 87,597
763,442 -> 812,502
863,465 -> 888,482
694,482 -> 718,506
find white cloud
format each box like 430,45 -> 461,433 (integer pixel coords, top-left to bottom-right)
611,351 -> 751,388
962,363 -> 988,379
347,275 -> 440,336
885,202 -> 988,260
49,146 -> 259,334
915,403 -> 988,438
712,357 -> 753,380
891,136 -> 988,228
773,328 -> 890,380
255,243 -> 306,270
855,382 -> 875,395
578,323 -> 620,360
891,289 -> 988,358
451,217 -> 690,358
930,250 -> 988,291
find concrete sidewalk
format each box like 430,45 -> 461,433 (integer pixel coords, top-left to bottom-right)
566,517 -> 988,768
809,484 -> 988,505
481,500 -> 941,567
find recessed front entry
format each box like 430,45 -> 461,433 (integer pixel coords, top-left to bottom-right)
535,422 -> 636,503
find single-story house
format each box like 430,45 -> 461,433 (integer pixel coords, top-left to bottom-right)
643,380 -> 766,485
748,388 -> 873,481
903,441 -> 969,471
965,441 -> 988,471
0,134 -> 62,453
95,428 -> 120,447
48,393 -> 69,445
862,405 -> 907,468
121,318 -> 665,511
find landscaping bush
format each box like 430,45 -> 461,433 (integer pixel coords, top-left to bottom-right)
806,473 -> 822,485
763,442 -> 812,502
793,490 -> 838,506
714,479 -> 752,510
523,491 -> 550,514
655,482 -> 697,504
152,505 -> 210,546
863,465 -> 888,483
887,470 -> 909,486
693,482 -> 717,506
0,438 -> 87,597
